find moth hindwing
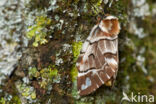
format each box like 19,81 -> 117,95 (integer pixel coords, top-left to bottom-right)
76,15 -> 120,96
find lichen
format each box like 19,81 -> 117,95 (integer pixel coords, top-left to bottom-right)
131,0 -> 150,18
28,67 -> 40,79
70,41 -> 82,99
26,16 -> 51,47
71,66 -> 78,83
39,66 -> 59,89
11,96 -> 21,104
0,97 -> 5,104
0,0 -> 156,103
71,41 -> 82,82
72,41 -> 82,62
28,66 -> 59,89
15,81 -> 37,103
0,0 -> 26,85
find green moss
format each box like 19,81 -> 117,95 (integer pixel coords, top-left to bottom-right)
26,16 -> 51,47
71,41 -> 82,82
39,66 -> 59,89
71,41 -> 82,98
11,96 -> 21,104
72,41 -> 82,62
0,96 -> 21,104
16,81 -> 37,101
71,66 -> 78,82
49,65 -> 58,78
0,97 -> 6,104
40,67 -> 58,79
28,67 -> 40,79
31,92 -> 36,100
129,71 -> 150,93
28,65 -> 58,89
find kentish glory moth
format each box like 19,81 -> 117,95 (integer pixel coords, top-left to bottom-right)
76,15 -> 120,96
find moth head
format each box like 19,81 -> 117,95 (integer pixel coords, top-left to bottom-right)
99,15 -> 120,36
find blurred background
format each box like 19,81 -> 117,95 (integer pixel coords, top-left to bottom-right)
0,0 -> 156,104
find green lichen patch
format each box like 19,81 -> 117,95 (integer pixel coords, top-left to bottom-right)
39,67 -> 59,89
72,41 -> 82,62
71,41 -> 82,99
28,67 -> 40,79
0,97 -> 6,104
28,66 -> 59,89
0,95 -> 21,104
71,41 -> 82,82
26,16 -> 51,47
71,66 -> 78,82
10,96 -> 21,104
40,67 -> 58,80
15,81 -> 37,102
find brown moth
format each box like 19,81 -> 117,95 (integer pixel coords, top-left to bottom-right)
76,15 -> 120,96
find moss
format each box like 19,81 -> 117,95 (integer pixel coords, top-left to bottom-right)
28,67 -> 40,79
129,71 -> 150,93
72,41 -> 82,62
40,67 -> 58,80
26,16 -> 51,47
0,97 -> 6,104
35,65 -> 58,89
71,66 -> 78,82
16,81 -> 37,101
39,66 -> 58,89
31,92 -> 36,100
0,96 -> 21,104
11,96 -> 21,104
28,66 -> 58,87
71,41 -> 82,82
49,68 -> 58,78
2,0 -> 155,103
70,41 -> 82,99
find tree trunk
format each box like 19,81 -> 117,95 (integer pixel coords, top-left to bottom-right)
0,0 -> 156,104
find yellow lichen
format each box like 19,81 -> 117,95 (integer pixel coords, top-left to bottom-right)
39,66 -> 58,89
0,98 -> 5,104
71,41 -> 82,82
72,41 -> 82,62
26,16 -> 51,47
71,66 -> 78,82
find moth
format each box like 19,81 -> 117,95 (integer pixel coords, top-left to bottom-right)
76,15 -> 120,96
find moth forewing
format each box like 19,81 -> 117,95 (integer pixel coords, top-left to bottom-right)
76,15 -> 120,96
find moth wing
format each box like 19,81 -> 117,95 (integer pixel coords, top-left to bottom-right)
77,27 -> 118,96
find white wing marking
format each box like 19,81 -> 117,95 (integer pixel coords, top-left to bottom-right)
81,77 -> 92,90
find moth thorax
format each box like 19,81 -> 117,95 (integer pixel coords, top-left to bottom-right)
99,16 -> 120,36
